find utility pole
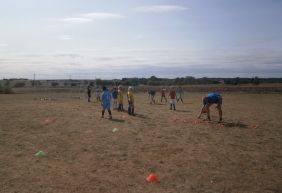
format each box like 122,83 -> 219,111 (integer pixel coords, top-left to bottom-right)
33,72 -> 35,87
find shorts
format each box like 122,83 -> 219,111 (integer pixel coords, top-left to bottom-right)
102,103 -> 111,110
170,99 -> 176,105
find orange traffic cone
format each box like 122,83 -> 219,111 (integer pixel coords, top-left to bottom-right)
146,173 -> 158,183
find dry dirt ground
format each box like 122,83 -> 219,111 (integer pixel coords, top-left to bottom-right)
0,91 -> 282,193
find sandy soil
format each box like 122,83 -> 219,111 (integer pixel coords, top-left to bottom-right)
0,91 -> 282,193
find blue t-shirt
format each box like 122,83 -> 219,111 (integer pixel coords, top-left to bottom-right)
206,92 -> 221,104
112,90 -> 118,99
102,90 -> 111,105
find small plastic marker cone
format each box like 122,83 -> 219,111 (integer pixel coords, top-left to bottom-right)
146,173 -> 158,183
35,150 -> 45,157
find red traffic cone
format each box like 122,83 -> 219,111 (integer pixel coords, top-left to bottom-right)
146,173 -> 158,183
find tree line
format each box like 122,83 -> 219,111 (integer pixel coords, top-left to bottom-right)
93,76 -> 281,86
1,76 -> 282,91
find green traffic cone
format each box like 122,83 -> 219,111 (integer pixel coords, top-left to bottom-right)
35,150 -> 45,157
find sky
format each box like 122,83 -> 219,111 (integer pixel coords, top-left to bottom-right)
0,0 -> 282,79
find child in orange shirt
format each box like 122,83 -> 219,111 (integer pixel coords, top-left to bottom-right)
169,87 -> 176,110
160,88 -> 167,102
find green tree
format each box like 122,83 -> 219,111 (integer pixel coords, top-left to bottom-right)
252,76 -> 260,85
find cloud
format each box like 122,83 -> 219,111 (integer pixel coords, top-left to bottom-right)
0,43 -> 8,47
60,17 -> 92,23
1,48 -> 282,79
59,35 -> 72,41
54,53 -> 82,58
135,35 -> 144,40
81,12 -> 125,20
134,5 -> 187,13
60,12 -> 125,24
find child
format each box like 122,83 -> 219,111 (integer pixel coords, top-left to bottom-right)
127,86 -> 135,115
95,87 -> 101,103
147,89 -> 151,101
169,87 -> 176,110
160,88 -> 167,102
149,89 -> 156,104
111,87 -> 118,109
101,86 -> 112,119
176,86 -> 184,103
87,85 -> 91,102
117,85 -> 124,111
198,92 -> 223,122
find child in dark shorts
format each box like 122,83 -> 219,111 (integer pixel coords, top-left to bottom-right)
87,85 -> 91,102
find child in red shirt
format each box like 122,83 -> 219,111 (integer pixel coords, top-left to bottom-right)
169,87 -> 176,110
161,88 -> 167,102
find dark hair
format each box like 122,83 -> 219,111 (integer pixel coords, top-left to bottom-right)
102,86 -> 107,91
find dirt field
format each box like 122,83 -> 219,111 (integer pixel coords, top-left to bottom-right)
0,91 -> 282,193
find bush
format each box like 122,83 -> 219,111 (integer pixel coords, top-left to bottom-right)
51,82 -> 59,87
4,87 -> 13,94
252,77 -> 260,85
70,83 -> 77,87
0,81 -> 13,94
31,80 -> 42,86
0,85 -> 13,94
14,82 -> 26,88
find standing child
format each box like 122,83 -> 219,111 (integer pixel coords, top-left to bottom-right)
117,86 -> 124,111
87,85 -> 91,102
101,86 -> 112,119
147,89 -> 151,101
127,86 -> 135,116
95,87 -> 101,103
169,87 -> 176,110
160,88 -> 167,102
111,87 -> 118,109
176,86 -> 184,103
149,89 -> 156,104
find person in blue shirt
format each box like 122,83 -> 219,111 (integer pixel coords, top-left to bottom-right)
198,92 -> 223,122
101,86 -> 112,119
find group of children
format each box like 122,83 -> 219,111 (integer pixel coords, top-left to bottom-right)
148,87 -> 184,106
87,85 -> 135,119
87,85 -> 223,122
147,87 -> 184,111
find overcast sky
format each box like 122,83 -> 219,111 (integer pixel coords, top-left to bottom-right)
0,0 -> 281,79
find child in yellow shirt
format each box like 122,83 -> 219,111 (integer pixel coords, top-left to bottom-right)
127,86 -> 135,116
